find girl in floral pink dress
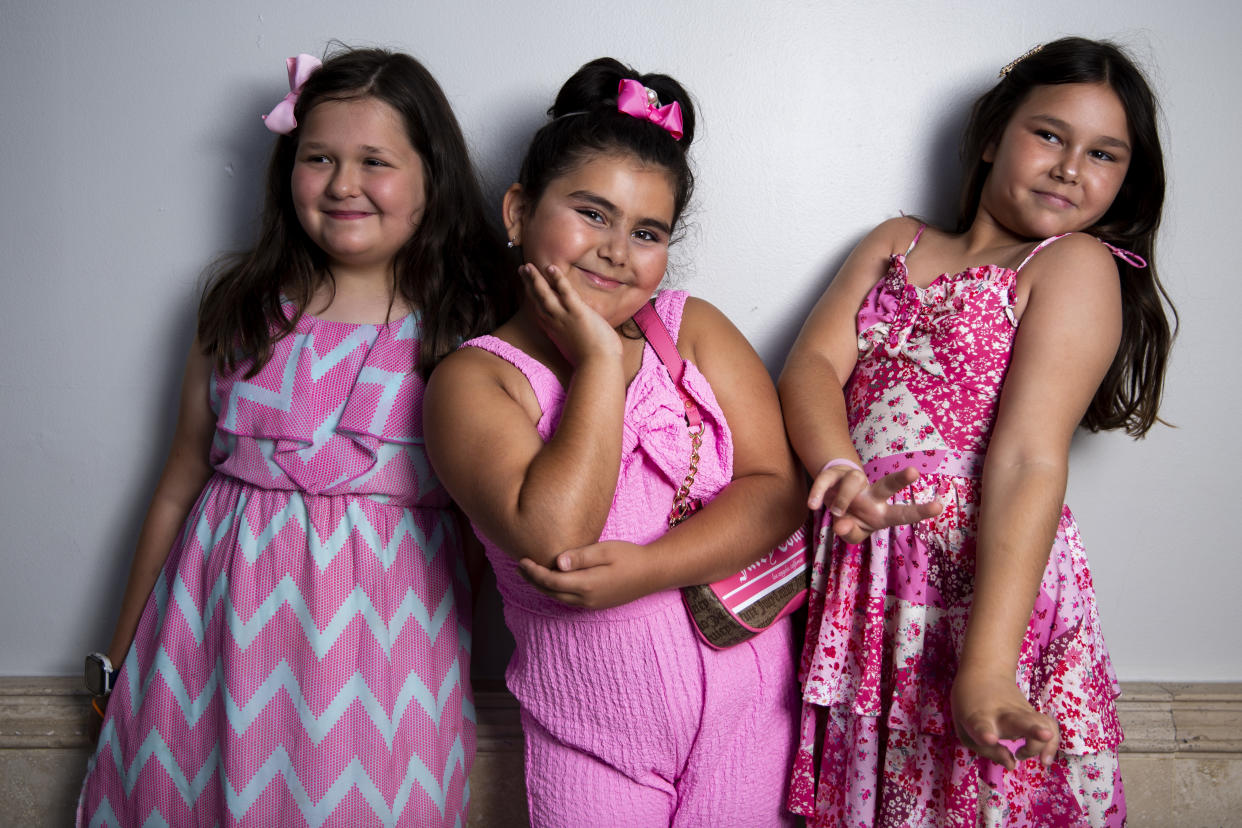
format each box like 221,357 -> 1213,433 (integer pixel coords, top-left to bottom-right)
77,48 -> 514,826
780,38 -> 1175,826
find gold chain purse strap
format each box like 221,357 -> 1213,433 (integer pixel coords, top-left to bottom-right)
668,422 -> 703,526
633,298 -> 811,650
632,301 -> 705,527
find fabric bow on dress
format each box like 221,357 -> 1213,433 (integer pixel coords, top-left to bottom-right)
856,269 -> 947,379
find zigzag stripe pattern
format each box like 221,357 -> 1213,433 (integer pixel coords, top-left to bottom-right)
357,365 -> 406,437
189,575 -> 455,658
221,661 -> 465,747
87,727 -> 469,827
220,329 -> 310,427
208,308 -> 445,507
78,311 -> 473,827
297,402 -> 348,463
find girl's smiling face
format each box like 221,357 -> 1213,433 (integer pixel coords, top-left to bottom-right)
979,82 -> 1132,241
505,151 -> 676,328
291,96 -> 427,278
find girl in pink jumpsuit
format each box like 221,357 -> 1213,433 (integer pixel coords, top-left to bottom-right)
424,58 -> 805,826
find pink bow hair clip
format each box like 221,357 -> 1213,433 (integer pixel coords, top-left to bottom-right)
616,79 -> 684,140
262,53 -> 323,134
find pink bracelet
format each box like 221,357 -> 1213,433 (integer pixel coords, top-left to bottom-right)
819,458 -> 863,476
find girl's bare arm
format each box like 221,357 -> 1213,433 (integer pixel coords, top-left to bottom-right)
423,264 -> 628,566
953,234 -> 1124,768
780,217 -> 941,539
104,343 -> 216,667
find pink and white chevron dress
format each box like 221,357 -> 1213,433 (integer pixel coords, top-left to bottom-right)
77,305 -> 473,827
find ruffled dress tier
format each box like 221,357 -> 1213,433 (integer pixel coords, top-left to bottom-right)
789,238 -> 1125,827
77,306 -> 474,827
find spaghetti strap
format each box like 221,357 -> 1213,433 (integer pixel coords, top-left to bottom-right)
1016,233 -> 1149,273
1100,241 -> 1148,268
904,224 -> 927,256
1013,232 -> 1073,273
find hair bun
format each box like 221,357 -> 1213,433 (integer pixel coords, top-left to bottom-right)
519,56 -> 697,229
549,57 -> 696,146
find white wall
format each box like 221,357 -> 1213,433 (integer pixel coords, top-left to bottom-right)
2,0 -> 1236,682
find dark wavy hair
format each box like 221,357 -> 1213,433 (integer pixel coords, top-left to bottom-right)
957,37 -> 1176,437
516,57 -> 697,233
198,47 -> 515,377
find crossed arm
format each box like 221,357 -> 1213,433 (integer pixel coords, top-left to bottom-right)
423,263 -> 806,610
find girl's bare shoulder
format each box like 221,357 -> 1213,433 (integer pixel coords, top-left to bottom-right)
426,339 -> 544,426
677,295 -> 752,358
868,215 -> 926,256
1022,232 -> 1121,291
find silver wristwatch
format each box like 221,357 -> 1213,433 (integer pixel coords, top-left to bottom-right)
84,652 -> 117,697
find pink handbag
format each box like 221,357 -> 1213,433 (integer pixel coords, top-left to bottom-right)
633,302 -> 809,649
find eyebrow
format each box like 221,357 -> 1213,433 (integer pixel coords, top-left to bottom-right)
1031,115 -> 1131,152
299,141 -> 398,155
568,190 -> 673,236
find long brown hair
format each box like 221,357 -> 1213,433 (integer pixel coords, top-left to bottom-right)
198,47 -> 515,378
958,37 -> 1176,437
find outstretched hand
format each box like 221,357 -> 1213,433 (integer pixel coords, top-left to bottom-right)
517,540 -> 662,610
520,262 -> 621,365
811,463 -> 943,544
951,668 -> 1059,770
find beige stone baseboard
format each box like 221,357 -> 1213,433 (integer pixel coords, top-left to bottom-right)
1109,683 -> 1242,828
4,678 -> 1238,827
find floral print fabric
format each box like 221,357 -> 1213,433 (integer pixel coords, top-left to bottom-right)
789,244 -> 1125,827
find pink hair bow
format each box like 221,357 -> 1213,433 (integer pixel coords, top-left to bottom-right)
262,53 -> 323,134
616,79 -> 684,140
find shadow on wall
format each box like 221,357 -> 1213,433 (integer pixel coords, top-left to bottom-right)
81,94 -> 274,655
86,298 -> 199,652
762,88 -> 976,380
914,84 -> 976,232
219,90 -> 289,248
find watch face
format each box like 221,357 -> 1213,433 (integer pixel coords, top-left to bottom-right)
84,654 -> 109,696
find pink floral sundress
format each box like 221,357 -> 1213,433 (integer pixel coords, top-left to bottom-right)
789,227 -> 1126,827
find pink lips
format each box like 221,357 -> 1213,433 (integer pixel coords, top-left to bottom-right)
1033,191 -> 1075,209
325,210 -> 373,220
579,267 -> 623,289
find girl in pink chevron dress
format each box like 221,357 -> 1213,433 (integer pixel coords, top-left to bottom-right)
781,38 -> 1176,827
424,59 -> 805,826
77,48 -> 515,827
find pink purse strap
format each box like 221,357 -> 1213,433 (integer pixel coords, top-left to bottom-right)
632,301 -> 702,429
